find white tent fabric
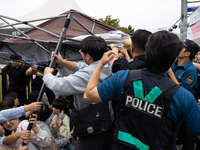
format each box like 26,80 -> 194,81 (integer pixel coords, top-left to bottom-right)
6,0 -> 83,28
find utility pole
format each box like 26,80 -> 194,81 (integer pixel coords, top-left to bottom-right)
180,0 -> 188,41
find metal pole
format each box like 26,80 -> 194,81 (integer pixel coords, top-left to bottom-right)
0,17 -> 50,54
21,13 -> 72,146
187,1 -> 200,3
0,33 -> 46,42
0,15 -> 66,28
0,15 -> 64,40
71,16 -> 94,36
180,0 -> 188,41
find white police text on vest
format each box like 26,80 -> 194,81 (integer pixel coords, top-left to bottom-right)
125,95 -> 163,118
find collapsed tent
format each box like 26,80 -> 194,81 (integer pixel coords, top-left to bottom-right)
0,0 -> 83,41
0,9 -> 130,75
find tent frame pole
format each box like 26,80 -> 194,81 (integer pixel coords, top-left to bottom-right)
0,15 -> 64,39
22,14 -> 72,146
0,15 -> 66,28
0,17 -> 50,54
71,16 -> 94,36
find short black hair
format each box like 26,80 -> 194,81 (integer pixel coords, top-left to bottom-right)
131,29 -> 152,52
80,36 -> 107,61
10,54 -> 22,60
145,31 -> 183,72
37,104 -> 51,122
52,97 -> 66,111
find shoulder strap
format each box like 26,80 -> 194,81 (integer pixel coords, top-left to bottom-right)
129,69 -> 142,81
129,69 -> 179,94
129,69 -> 166,81
156,76 -> 179,92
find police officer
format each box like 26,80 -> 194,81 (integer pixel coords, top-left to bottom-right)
84,31 -> 200,149
167,39 -> 199,149
167,39 -> 199,91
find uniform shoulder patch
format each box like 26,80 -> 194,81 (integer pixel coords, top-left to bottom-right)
187,77 -> 194,85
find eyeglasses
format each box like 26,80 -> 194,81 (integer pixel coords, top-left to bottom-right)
79,49 -> 82,54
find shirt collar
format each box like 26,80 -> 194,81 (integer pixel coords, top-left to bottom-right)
134,55 -> 145,60
174,60 -> 193,69
182,60 -> 193,69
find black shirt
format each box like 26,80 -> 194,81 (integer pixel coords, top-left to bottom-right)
2,63 -> 30,91
112,55 -> 145,73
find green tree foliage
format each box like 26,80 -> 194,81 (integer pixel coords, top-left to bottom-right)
99,15 -> 134,35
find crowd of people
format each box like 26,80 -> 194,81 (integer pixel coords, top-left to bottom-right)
0,30 -> 200,150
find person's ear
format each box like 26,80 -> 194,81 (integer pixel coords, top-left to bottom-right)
85,53 -> 91,61
185,51 -> 190,57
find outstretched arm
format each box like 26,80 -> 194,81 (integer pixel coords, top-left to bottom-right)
3,130 -> 31,146
25,65 -> 43,77
84,51 -> 115,103
0,102 -> 42,124
52,52 -> 75,71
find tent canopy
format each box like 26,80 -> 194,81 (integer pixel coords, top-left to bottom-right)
3,9 -> 117,43
0,9 -> 129,71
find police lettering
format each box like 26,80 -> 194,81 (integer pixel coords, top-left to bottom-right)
125,95 -> 163,118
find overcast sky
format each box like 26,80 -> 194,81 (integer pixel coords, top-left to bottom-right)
0,0 -> 198,34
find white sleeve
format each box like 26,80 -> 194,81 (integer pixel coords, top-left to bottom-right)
22,122 -> 51,147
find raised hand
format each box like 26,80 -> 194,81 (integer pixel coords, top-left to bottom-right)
99,51 -> 116,66
44,67 -> 54,75
29,114 -> 38,130
24,102 -> 42,112
122,39 -> 131,47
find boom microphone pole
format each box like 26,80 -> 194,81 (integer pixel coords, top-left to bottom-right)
22,13 -> 72,146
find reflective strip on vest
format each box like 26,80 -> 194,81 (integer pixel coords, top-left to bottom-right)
118,130 -> 149,150
133,80 -> 162,103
